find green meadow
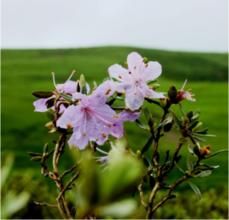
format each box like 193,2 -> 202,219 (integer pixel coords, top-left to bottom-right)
1,47 -> 228,189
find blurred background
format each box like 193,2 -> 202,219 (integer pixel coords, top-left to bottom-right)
1,0 -> 228,219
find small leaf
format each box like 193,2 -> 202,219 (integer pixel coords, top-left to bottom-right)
135,119 -> 149,130
189,120 -> 199,130
96,199 -> 137,218
143,108 -> 151,122
188,181 -> 201,199
194,170 -> 212,178
205,149 -> 228,159
188,145 -> 194,154
195,128 -> 208,134
141,135 -> 154,155
163,116 -> 174,132
186,156 -> 194,171
32,91 -> 53,98
186,111 -> 194,120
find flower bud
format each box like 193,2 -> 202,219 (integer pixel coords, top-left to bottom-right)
199,145 -> 211,157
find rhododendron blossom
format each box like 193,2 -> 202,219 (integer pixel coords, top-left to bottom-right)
56,81 -> 139,149
33,80 -> 77,112
177,80 -> 196,102
108,52 -> 164,110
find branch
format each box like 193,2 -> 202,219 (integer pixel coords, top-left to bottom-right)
57,172 -> 80,201
151,174 -> 189,214
138,182 -> 147,208
60,165 -> 78,180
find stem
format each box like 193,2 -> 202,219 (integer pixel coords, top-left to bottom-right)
146,182 -> 160,219
52,133 -> 73,219
152,107 -> 169,165
169,142 -> 183,172
150,175 -> 189,215
138,182 -> 147,208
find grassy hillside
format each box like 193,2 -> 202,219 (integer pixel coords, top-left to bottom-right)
1,47 -> 228,190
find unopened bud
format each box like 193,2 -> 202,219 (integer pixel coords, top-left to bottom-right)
199,145 -> 211,157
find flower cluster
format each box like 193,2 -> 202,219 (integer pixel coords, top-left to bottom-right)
33,52 -> 194,149
31,52 -> 223,219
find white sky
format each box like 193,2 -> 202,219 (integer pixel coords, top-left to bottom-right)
1,0 -> 228,52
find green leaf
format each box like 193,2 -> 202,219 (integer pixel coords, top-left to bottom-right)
32,91 -> 53,98
135,119 -> 149,130
188,182 -> 201,199
163,116 -> 174,132
205,149 -> 228,159
186,156 -> 194,171
194,170 -> 212,178
143,108 -> 151,121
141,135 -> 154,155
1,191 -> 30,219
1,155 -> 14,189
96,199 -> 137,218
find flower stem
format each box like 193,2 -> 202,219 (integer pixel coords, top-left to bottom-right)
52,133 -> 73,219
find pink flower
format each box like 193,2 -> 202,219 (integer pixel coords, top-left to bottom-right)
33,80 -> 77,112
177,80 -> 196,102
108,52 -> 164,110
56,81 -> 139,149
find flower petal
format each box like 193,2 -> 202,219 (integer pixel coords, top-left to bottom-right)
56,105 -> 82,129
143,61 -> 162,82
72,92 -> 86,101
125,89 -> 144,110
92,80 -> 115,103
33,98 -> 49,112
110,122 -> 124,138
127,52 -> 143,72
108,64 -> 129,81
144,88 -> 165,99
119,110 -> 140,122
56,80 -> 77,94
68,130 -> 89,149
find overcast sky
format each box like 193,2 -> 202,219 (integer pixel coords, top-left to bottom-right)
1,0 -> 228,52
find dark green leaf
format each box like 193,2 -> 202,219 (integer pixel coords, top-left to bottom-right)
141,135 -> 154,155
188,182 -> 201,199
205,149 -> 228,159
32,91 -> 53,98
194,170 -> 212,178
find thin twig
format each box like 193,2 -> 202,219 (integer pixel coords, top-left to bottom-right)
34,201 -> 58,208
60,165 -> 78,180
138,182 -> 147,208
57,172 -> 80,201
151,174 -> 189,214
146,182 -> 160,219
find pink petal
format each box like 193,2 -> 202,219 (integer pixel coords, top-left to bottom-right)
56,80 -> 77,94
72,92 -> 86,101
56,105 -> 82,129
144,88 -> 165,99
68,130 -> 89,149
125,89 -> 144,111
119,110 -> 140,122
33,98 -> 49,112
110,122 -> 124,138
92,80 -> 115,103
127,52 -> 143,72
143,61 -> 162,82
108,64 -> 129,81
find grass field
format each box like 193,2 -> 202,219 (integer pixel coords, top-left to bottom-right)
1,47 -> 228,192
